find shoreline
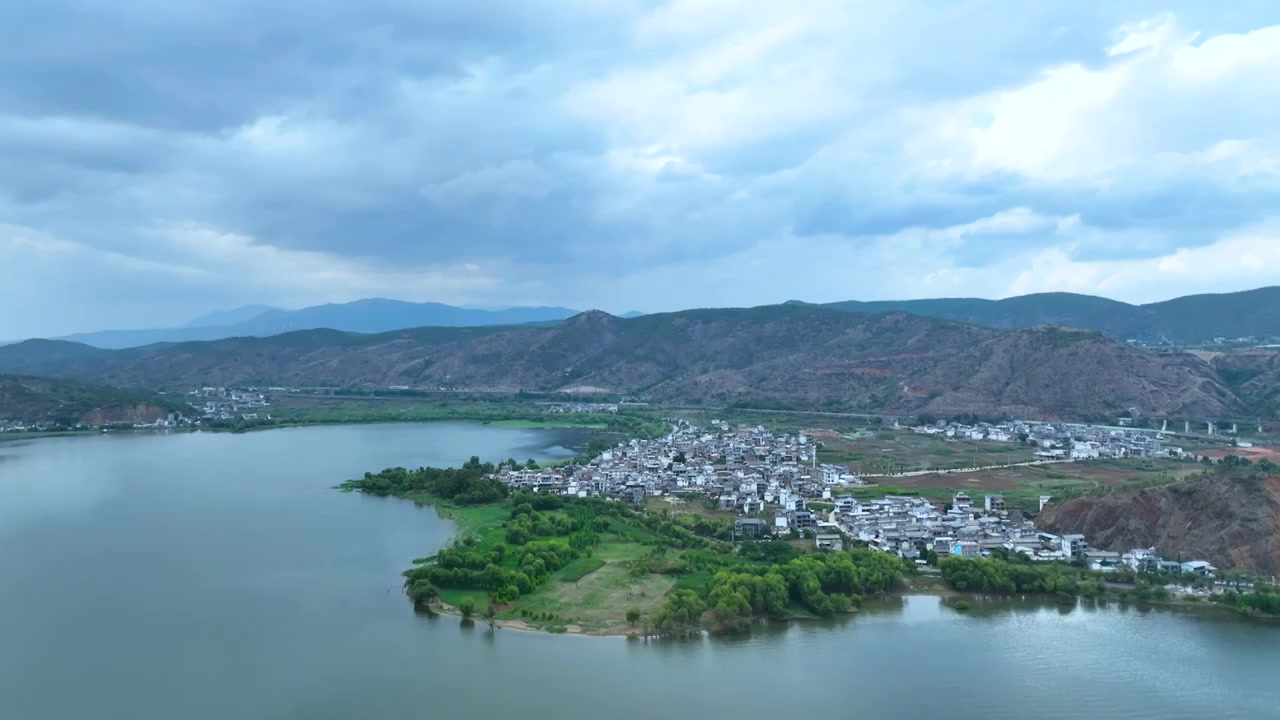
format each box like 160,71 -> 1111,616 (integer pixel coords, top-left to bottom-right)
0,415 -> 613,441
413,497 -> 1275,636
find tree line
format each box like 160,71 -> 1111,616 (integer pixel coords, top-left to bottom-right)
341,456 -> 509,504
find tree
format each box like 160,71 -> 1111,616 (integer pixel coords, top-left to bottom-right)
484,604 -> 498,627
458,596 -> 477,618
526,458 -> 540,469
626,607 -> 642,625
408,580 -> 439,609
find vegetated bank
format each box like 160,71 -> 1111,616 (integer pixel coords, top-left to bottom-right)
340,459 -> 904,636
936,548 -> 1280,620
205,402 -> 667,439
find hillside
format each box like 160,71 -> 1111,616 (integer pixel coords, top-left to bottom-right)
823,287 -> 1280,344
0,375 -> 178,426
0,306 -> 1253,420
915,327 -> 1245,419
48,299 -> 582,349
1037,471 -> 1280,574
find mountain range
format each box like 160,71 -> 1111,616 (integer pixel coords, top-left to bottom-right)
21,286 -> 1280,350
45,300 -> 584,349
1,305 -> 1272,421
817,287 -> 1280,344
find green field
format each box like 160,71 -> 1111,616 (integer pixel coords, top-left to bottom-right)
224,396 -> 668,440
500,542 -> 677,633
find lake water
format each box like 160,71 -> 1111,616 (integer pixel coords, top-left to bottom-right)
2,424 -> 1279,720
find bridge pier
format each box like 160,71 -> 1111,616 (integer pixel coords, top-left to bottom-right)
1232,422 -> 1239,434
1161,419 -> 1168,432
1207,422 -> 1215,436
1184,421 -> 1191,433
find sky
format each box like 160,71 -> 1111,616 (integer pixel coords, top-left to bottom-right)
3,1 -> 1280,338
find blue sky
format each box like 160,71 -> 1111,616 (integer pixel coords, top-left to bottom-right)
3,1 -> 1280,337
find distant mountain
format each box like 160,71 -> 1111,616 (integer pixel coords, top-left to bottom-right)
232,299 -> 581,336
0,305 -> 1262,420
184,304 -> 280,328
46,299 -> 582,349
0,374 -> 180,426
621,311 -> 646,319
822,287 -> 1280,344
29,287 -> 1280,350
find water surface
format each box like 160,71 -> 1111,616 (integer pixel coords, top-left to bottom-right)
1,424 -> 1277,720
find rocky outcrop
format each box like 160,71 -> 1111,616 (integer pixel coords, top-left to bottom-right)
79,403 -> 171,426
1037,473 -> 1280,574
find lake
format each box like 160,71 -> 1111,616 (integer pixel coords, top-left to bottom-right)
2,424 -> 1278,720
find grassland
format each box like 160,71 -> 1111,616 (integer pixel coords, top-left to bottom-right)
498,542 -> 678,633
399,492 -> 685,634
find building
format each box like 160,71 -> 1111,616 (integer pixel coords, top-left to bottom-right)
1180,561 -> 1218,577
1059,534 -> 1088,557
815,534 -> 844,552
983,494 -> 1006,513
791,510 -> 817,531
734,518 -> 766,539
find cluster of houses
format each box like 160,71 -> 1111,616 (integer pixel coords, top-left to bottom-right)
0,420 -> 64,433
489,420 -> 1221,578
913,420 -> 1181,460
494,419 -> 860,511
186,387 -> 271,422
544,402 -> 619,414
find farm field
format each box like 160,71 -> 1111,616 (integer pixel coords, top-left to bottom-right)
816,430 -> 1037,473
846,458 -> 1203,514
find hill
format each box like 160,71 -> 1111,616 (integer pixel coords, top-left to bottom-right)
0,306 -> 1255,420
0,375 -> 179,426
48,299 -> 582,349
1038,469 -> 1280,574
822,287 -> 1280,344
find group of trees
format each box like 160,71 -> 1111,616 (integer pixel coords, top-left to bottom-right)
652,591 -> 707,636
940,556 -> 1098,596
403,492 -> 653,610
1216,454 -> 1277,475
504,503 -> 588,546
406,536 -> 580,607
674,548 -> 905,633
1216,589 -> 1280,616
343,457 -> 508,504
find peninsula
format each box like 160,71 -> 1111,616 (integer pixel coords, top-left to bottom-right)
340,417 -> 1280,633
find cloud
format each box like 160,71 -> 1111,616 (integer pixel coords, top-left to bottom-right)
2,1 -> 1279,337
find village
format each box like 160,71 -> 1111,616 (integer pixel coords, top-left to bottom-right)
913,419 -> 1182,460
186,386 -> 273,422
0,386 -> 273,433
492,418 -> 1221,581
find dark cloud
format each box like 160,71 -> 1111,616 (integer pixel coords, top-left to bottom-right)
1,1 -> 1279,337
